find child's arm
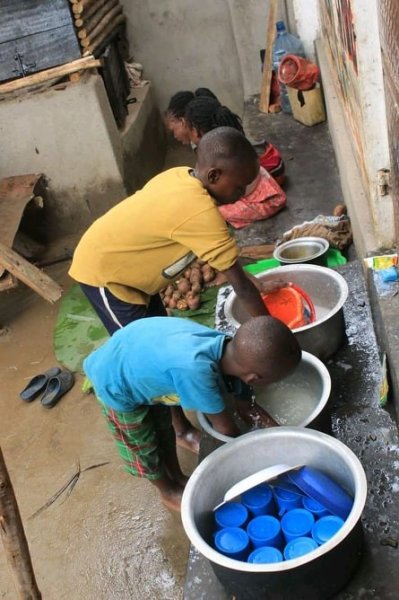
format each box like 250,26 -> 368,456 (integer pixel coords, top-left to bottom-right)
206,409 -> 240,437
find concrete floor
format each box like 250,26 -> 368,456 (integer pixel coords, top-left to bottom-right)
0,262 -> 197,599
2,101 -> 398,599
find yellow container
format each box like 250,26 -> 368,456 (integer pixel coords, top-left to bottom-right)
287,84 -> 326,126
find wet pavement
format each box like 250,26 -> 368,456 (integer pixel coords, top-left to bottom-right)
184,101 -> 399,598
1,101 -> 398,599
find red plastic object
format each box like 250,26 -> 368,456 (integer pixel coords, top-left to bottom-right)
278,54 -> 320,91
261,285 -> 316,329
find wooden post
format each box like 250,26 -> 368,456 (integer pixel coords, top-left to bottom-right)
0,447 -> 42,599
259,0 -> 278,113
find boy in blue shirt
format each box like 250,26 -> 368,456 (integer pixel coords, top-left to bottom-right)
84,315 -> 300,511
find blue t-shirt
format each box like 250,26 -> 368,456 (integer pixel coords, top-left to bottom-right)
84,317 -> 247,414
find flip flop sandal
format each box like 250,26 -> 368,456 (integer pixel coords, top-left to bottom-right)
41,370 -> 75,409
20,366 -> 61,402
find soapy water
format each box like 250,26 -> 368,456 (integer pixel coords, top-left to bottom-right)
255,380 -> 319,426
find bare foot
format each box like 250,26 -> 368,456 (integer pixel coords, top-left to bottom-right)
160,484 -> 184,512
175,428 -> 201,454
236,402 -> 279,429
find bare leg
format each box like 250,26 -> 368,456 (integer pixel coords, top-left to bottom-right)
163,443 -> 190,488
151,475 -> 185,512
234,397 -> 279,429
171,406 -> 201,454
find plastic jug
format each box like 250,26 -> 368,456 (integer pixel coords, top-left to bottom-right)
272,21 -> 305,113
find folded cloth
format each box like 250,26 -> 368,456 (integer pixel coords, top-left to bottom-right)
218,167 -> 287,229
278,215 -> 352,251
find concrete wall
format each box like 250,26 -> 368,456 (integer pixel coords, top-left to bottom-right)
121,0 -> 287,114
293,0 -> 395,254
0,75 -> 166,238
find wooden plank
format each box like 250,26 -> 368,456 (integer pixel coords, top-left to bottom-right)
0,26 -> 81,82
83,14 -> 125,54
74,0 -> 111,27
239,244 -> 275,259
0,56 -> 101,95
80,5 -> 123,47
0,447 -> 42,599
0,242 -> 62,303
259,0 -> 278,113
77,0 -> 118,38
0,0 -> 74,44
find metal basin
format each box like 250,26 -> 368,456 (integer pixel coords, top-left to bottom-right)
182,427 -> 367,600
197,351 -> 331,442
274,237 -> 329,266
224,264 -> 348,360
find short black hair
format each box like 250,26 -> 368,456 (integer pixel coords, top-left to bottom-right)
196,127 -> 257,167
185,97 -> 245,136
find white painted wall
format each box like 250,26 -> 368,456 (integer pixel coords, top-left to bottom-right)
294,0 -> 394,249
350,0 -> 394,245
291,0 -> 321,60
121,0 -> 287,114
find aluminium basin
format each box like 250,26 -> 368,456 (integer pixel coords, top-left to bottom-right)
197,350 -> 332,442
182,427 -> 366,600
224,264 -> 348,360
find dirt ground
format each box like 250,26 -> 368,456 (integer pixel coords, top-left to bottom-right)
0,264 -> 197,600
0,142 -> 198,600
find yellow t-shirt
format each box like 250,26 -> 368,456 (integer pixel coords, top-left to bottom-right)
69,167 -> 238,304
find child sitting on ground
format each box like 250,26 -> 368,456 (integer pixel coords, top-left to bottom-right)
84,315 -> 301,512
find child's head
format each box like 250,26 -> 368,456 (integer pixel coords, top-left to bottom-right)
195,127 -> 259,204
222,316 -> 301,385
165,88 -> 218,144
185,97 -> 244,145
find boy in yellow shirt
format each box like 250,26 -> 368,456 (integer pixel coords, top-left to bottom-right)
70,127 -> 274,451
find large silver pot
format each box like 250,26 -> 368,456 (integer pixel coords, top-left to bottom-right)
197,351 -> 332,442
224,265 -> 348,360
182,428 -> 367,600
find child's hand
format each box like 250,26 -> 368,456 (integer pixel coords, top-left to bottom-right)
235,399 -> 279,429
259,279 -> 290,295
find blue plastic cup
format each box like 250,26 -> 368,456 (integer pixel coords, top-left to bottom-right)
241,484 -> 275,517
214,527 -> 250,561
248,546 -> 283,564
273,486 -> 303,517
281,508 -> 315,543
284,536 -> 318,561
214,502 -> 249,530
302,496 -> 330,519
312,515 -> 345,545
247,515 -> 283,549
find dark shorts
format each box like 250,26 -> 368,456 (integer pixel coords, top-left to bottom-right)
80,283 -> 167,335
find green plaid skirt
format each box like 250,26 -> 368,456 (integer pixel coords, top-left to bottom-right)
99,401 -> 176,480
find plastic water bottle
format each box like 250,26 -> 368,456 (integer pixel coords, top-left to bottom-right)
272,20 -> 305,113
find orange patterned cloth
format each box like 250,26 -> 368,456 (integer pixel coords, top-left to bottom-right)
218,167 -> 287,229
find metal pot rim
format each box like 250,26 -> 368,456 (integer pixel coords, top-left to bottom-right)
197,351 -> 331,442
273,237 -> 330,264
224,264 -> 349,332
181,427 -> 367,573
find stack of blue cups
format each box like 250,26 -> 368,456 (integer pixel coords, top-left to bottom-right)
213,479 -> 345,563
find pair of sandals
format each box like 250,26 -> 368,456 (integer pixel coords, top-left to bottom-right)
20,367 -> 74,408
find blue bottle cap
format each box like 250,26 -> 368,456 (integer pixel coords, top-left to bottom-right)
248,546 -> 283,564
281,509 -> 315,541
247,515 -> 281,547
214,502 -> 248,529
242,484 -> 273,514
274,487 -> 302,501
284,537 -> 318,560
214,527 -> 249,557
276,20 -> 286,32
288,467 -> 353,520
312,515 -> 345,545
302,496 -> 329,516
